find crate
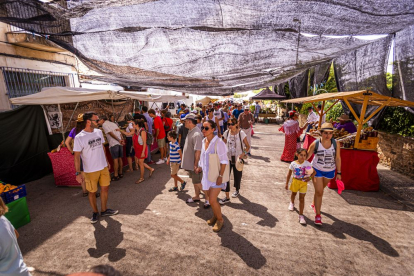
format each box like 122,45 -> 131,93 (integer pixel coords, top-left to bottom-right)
1,184 -> 27,204
356,137 -> 379,151
5,197 -> 30,229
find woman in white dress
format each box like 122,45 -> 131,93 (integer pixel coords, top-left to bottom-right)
196,119 -> 228,232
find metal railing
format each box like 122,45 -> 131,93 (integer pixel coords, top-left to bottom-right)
1,67 -> 76,108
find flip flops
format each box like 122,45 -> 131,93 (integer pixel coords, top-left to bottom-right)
149,169 -> 155,178
111,176 -> 120,181
135,178 -> 145,184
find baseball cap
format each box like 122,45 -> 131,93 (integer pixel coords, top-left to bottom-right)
184,113 -> 196,120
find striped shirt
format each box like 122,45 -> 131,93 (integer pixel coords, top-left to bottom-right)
169,141 -> 181,163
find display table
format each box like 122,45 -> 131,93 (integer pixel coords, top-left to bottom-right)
303,134 -> 316,161
328,148 -> 380,192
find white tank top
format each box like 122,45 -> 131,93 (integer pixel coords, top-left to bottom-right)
311,140 -> 336,172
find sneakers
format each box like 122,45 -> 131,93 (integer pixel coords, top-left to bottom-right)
314,215 -> 322,225
101,208 -> 119,217
299,215 -> 306,225
310,204 -> 316,214
231,191 -> 239,198
156,159 -> 165,165
213,220 -> 224,232
203,201 -> 211,209
180,181 -> 187,191
288,202 -> 295,211
163,157 -> 168,161
91,212 -> 99,224
219,197 -> 230,205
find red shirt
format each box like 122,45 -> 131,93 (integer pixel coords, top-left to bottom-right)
162,117 -> 173,132
153,116 -> 166,139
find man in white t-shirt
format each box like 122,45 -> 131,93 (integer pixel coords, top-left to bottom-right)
99,115 -> 125,180
74,112 -> 119,224
213,103 -> 225,134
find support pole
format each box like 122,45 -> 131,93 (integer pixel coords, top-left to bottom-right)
318,101 -> 325,127
322,100 -> 340,116
343,98 -> 361,124
58,104 -> 65,143
354,95 -> 369,149
63,102 -> 79,134
362,99 -> 390,125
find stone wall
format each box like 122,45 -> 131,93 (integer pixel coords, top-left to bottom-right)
377,132 -> 414,178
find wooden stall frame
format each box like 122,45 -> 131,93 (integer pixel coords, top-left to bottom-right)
281,90 -> 414,150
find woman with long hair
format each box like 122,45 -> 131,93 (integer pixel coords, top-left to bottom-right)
121,114 -> 137,172
133,119 -> 155,184
220,118 -> 250,203
279,111 -> 308,162
202,108 -> 221,137
197,120 -> 228,232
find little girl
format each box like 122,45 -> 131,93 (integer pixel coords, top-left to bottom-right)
285,148 -> 315,225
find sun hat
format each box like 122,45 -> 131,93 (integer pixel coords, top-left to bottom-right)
77,113 -> 84,122
320,122 -> 334,131
337,114 -> 351,121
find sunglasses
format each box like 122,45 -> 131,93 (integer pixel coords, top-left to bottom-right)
201,126 -> 211,131
90,119 -> 100,123
228,123 -> 236,126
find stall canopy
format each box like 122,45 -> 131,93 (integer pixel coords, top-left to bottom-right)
251,87 -> 286,100
282,90 -> 414,149
1,1 -> 414,95
10,87 -> 186,105
196,97 -> 214,105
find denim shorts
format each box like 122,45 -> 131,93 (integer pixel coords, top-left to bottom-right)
110,144 -> 123,159
314,168 -> 336,179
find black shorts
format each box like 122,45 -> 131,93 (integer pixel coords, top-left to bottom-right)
125,137 -> 135,157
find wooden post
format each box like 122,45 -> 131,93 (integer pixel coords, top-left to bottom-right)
354,95 -> 369,149
318,101 -> 325,128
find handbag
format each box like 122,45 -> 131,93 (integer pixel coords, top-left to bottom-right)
207,140 -> 230,183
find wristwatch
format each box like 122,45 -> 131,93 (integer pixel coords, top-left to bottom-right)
218,175 -> 223,178
337,171 -> 342,175
75,172 -> 81,176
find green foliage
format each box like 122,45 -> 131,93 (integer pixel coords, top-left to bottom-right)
378,107 -> 414,137
325,101 -> 344,121
300,103 -> 313,115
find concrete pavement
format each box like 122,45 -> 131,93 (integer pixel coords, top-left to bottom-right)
17,124 -> 414,275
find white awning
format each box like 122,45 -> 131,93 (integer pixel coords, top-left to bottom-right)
10,87 -> 186,105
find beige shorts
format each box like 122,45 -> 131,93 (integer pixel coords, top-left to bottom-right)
84,167 -> 110,193
188,170 -> 202,184
170,162 -> 180,175
157,138 -> 166,148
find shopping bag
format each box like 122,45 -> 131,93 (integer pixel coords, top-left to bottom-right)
336,180 -> 345,194
208,141 -> 230,183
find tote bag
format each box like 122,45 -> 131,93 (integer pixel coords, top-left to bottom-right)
207,140 -> 230,183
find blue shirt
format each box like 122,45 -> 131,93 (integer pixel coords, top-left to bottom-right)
143,112 -> 153,133
223,111 -> 229,122
232,109 -> 243,120
169,141 -> 181,163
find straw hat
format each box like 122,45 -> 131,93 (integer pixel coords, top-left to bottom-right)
77,113 -> 84,122
235,157 -> 244,171
320,122 -> 334,131
337,114 -> 351,121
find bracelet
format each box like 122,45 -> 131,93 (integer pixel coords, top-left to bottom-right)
337,172 -> 342,175
218,175 -> 223,178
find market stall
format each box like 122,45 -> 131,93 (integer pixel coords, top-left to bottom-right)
282,90 -> 414,192
10,87 -> 186,186
251,87 -> 286,123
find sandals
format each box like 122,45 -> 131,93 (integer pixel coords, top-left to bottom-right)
169,187 -> 179,192
82,192 -> 89,197
149,169 -> 155,178
119,174 -> 124,179
135,178 -> 145,184
186,198 -> 201,203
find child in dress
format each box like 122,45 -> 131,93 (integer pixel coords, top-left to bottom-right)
166,131 -> 186,192
285,148 -> 315,225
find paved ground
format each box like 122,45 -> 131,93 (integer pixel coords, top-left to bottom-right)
18,124 -> 414,276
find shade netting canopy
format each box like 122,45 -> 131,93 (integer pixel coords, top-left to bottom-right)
251,87 -> 286,100
0,1 -> 413,96
10,87 -> 186,105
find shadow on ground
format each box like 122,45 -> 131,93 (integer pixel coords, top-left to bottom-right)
310,212 -> 399,257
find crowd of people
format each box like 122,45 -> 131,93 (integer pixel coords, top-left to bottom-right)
63,100 -> 258,232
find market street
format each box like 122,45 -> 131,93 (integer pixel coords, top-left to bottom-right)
16,123 -> 414,276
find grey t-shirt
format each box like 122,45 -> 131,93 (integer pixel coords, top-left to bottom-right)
181,126 -> 202,171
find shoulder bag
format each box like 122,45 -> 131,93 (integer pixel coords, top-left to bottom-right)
207,140 -> 230,183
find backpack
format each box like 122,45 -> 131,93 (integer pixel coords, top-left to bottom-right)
314,138 -> 337,154
139,128 -> 154,145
